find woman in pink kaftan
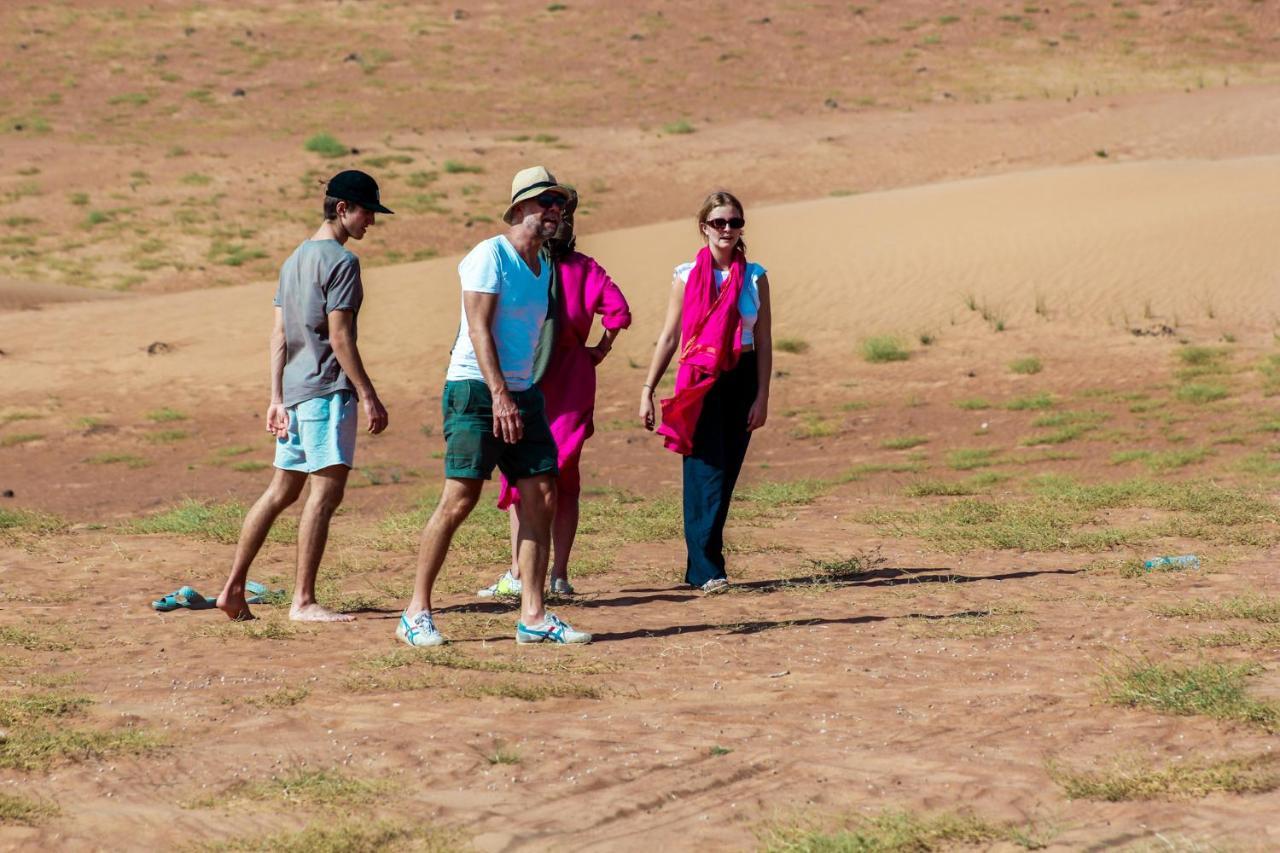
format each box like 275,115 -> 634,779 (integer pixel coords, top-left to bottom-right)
478,189 -> 631,598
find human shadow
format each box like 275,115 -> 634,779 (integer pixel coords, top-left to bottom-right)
591,612 -> 889,642
595,565 -> 1082,605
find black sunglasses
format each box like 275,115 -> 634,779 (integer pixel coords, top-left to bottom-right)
535,193 -> 569,210
704,217 -> 745,231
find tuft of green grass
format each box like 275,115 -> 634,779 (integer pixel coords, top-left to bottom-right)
882,435 -> 928,450
146,407 -> 188,422
789,413 -> 838,440
0,792 -> 59,826
1010,356 -> 1043,375
1005,392 -> 1054,411
955,398 -> 991,410
304,132 -> 349,158
193,619 -> 302,641
0,726 -> 162,771
662,119 -> 695,134
124,499 -> 295,544
0,508 -> 67,540
946,448 -> 998,470
1050,754 -> 1280,801
442,159 -> 484,174
860,336 -> 909,363
200,767 -> 390,809
241,686 -> 310,708
200,818 -> 466,852
143,429 -> 188,443
1177,345 -> 1230,368
908,606 -> 1035,639
0,433 -> 42,447
231,460 -> 269,472
737,479 -> 831,508
905,472 -> 1006,497
1153,594 -> 1280,623
88,452 -> 149,468
1104,660 -> 1280,731
775,337 -> 810,354
487,743 -> 521,765
0,626 -> 73,652
1175,383 -> 1229,404
757,809 -> 1045,853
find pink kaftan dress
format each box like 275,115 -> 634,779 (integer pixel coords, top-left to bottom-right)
497,251 -> 631,507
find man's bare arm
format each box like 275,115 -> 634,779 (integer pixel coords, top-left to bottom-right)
463,290 -> 522,443
266,307 -> 289,438
329,309 -> 388,435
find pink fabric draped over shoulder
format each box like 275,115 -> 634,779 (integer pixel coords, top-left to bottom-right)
656,246 -> 744,455
497,252 -> 631,508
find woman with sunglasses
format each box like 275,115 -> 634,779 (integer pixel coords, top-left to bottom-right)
639,190 -> 771,594
478,186 -> 632,599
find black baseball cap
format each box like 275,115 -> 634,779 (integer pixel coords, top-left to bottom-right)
326,170 -> 394,214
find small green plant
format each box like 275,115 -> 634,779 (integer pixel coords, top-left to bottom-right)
1006,392 -> 1054,411
882,435 -> 928,450
775,337 -> 809,354
146,407 -> 187,422
1176,383 -> 1229,404
304,132 -> 349,158
443,159 -> 484,174
1104,660 -> 1279,731
0,433 -> 41,447
143,429 -> 188,443
955,398 -> 991,410
758,809 -> 1042,852
124,499 -> 295,544
88,452 -> 149,468
0,792 -> 58,826
709,745 -> 733,756
662,119 -> 695,134
1050,754 -> 1280,801
1010,356 -> 1043,375
946,448 -> 998,470
861,336 -> 909,363
487,743 -> 521,765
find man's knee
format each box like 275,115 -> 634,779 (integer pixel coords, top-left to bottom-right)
431,480 -> 482,529
306,466 -> 349,513
265,470 -> 306,508
517,475 -> 556,517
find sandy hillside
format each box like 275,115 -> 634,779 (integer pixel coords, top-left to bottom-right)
5,2 -> 1280,850
5,144 -> 1280,850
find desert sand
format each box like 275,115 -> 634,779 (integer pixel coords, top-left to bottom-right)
4,2 -> 1280,851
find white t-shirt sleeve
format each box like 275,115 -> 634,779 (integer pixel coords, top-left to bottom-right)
674,262 -> 694,284
459,240 -> 502,294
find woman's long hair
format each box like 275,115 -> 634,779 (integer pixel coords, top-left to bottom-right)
696,190 -> 746,255
545,187 -> 579,259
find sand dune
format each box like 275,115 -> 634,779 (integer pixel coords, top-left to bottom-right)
3,156 -> 1278,406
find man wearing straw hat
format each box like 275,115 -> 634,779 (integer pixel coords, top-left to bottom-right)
396,166 -> 592,647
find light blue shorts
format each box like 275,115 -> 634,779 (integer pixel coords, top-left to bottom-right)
274,390 -> 357,472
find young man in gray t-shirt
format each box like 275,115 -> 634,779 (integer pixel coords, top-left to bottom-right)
216,170 -> 392,622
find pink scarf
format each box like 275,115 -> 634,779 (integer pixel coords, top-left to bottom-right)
657,246 -> 744,455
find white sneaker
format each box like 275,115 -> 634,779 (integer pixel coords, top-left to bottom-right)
477,570 -> 522,599
550,577 -> 575,596
396,610 -> 446,647
699,578 -> 730,595
516,613 -> 592,644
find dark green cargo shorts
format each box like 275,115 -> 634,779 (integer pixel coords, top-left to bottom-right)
440,380 -> 558,481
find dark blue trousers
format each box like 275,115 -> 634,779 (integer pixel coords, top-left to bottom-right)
683,353 -> 758,587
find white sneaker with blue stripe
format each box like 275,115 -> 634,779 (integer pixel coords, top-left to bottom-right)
516,612 -> 591,645
396,610 -> 446,647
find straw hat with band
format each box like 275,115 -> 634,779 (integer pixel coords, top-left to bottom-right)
503,166 -> 571,224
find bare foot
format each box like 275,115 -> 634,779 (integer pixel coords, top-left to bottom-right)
216,589 -> 255,621
289,603 -> 356,623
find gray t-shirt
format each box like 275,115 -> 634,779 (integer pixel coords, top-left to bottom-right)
273,239 -> 363,408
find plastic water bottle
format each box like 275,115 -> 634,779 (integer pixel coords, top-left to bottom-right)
1143,555 -> 1200,571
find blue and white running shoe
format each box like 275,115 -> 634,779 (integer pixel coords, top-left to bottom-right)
515,612 -> 592,645
396,610 -> 446,647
